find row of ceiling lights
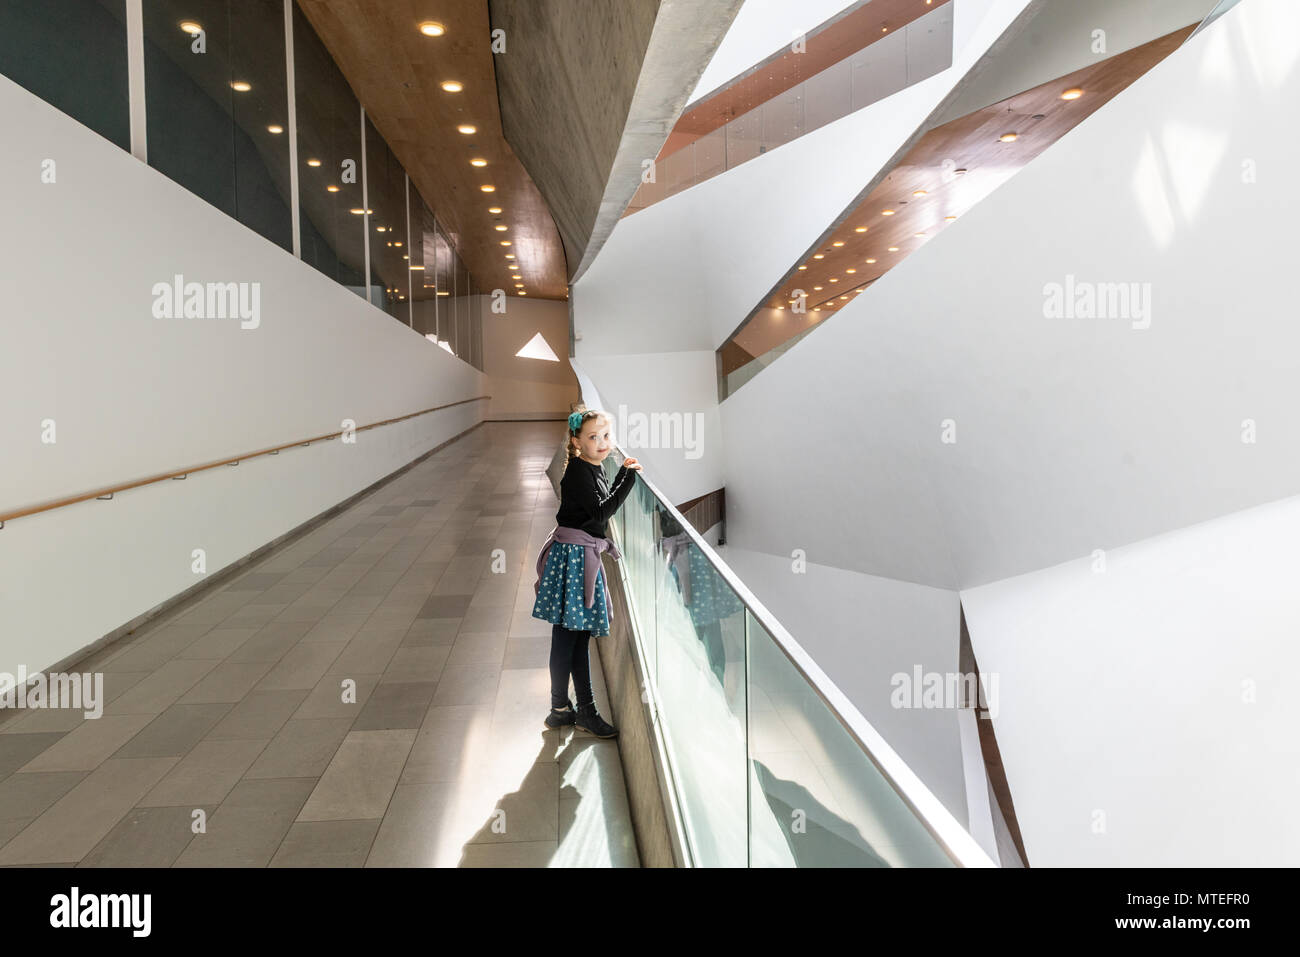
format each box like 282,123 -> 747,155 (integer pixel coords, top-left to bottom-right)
420,20 -> 527,295
779,85 -> 1085,314
178,17 -> 528,298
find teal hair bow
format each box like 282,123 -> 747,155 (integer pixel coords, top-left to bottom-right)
568,411 -> 585,433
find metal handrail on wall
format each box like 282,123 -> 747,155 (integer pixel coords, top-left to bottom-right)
0,396 -> 491,528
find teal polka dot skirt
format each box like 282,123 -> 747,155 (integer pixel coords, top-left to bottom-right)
532,542 -> 610,637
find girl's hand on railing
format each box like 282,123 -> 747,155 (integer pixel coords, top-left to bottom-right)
622,457 -> 643,472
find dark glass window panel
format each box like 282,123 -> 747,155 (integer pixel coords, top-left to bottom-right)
363,115 -> 408,321
0,0 -> 130,149
143,0 -> 291,251
293,2 -> 364,294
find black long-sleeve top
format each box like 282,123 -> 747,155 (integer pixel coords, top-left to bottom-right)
556,457 -> 636,539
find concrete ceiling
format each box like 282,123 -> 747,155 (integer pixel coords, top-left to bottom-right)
490,0 -> 745,281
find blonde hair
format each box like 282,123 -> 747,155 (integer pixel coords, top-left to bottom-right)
564,406 -> 610,469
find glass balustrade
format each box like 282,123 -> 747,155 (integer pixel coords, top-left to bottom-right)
600,448 -> 981,867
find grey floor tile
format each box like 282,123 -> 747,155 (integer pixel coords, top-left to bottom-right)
458,841 -> 558,868
402,618 -> 462,647
351,682 -> 437,731
293,674 -> 379,720
173,777 -> 316,867
244,718 -> 354,779
0,757 -> 178,865
104,658 -> 220,715
431,663 -> 501,708
364,782 -> 461,867
139,738 -> 269,807
297,729 -> 416,822
175,627 -> 261,660
78,804 -> 218,867
113,703 -> 233,759
0,733 -> 69,780
380,646 -> 451,684
417,594 -> 473,619
446,632 -> 508,667
17,718 -> 150,773
0,771 -> 87,847
179,659 -> 276,704
269,819 -> 380,867
206,689 -> 309,741
255,641 -> 348,691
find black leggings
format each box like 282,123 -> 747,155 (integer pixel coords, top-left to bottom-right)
549,624 -> 593,711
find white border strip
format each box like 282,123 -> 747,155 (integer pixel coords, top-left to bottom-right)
125,0 -> 146,162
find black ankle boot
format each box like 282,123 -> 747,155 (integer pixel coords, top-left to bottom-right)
544,700 -> 576,729
575,702 -> 618,739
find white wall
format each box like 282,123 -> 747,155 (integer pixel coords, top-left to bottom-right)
688,0 -> 862,105
573,351 -> 724,507
719,0 -> 1300,865
0,75 -> 488,676
717,545 -> 969,829
721,0 -> 1300,588
960,492 -> 1300,866
475,294 -> 579,420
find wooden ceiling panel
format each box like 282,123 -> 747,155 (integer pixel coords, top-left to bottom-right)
297,0 -> 567,300
727,24 -> 1196,374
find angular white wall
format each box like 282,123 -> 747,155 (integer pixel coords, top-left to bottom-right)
0,76 -> 488,676
720,0 -> 1300,864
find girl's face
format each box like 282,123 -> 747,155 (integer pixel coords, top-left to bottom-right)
574,416 -> 612,464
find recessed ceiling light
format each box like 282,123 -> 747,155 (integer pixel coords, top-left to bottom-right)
410,264 -> 424,270
913,189 -> 927,197
840,295 -> 848,300
845,268 -> 856,274
865,258 -> 877,264
488,206 -> 502,214
267,124 -> 283,134
813,286 -> 823,291
494,225 -> 508,231
500,240 -> 512,246
813,254 -> 824,260
832,241 -> 845,247
441,80 -> 463,93
881,209 -> 895,216
519,291 -> 526,296
829,278 -> 838,283
179,20 -> 203,34
888,246 -> 899,251
326,185 -> 339,192
470,158 -> 487,167
854,226 -> 868,233
505,254 -> 515,259
394,241 -> 402,247
306,158 -> 321,167
376,226 -> 386,233
480,185 -> 495,192
798,265 -> 807,270
230,81 -> 252,92
419,21 -> 445,37
515,283 -> 524,288
458,124 -> 477,135
813,308 -> 820,313
511,274 -> 522,279
1061,87 -> 1083,100
999,132 -> 1018,142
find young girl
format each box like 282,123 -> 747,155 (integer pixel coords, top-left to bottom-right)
532,408 -> 641,738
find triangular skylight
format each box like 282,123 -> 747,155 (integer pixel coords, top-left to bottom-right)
515,331 -> 559,362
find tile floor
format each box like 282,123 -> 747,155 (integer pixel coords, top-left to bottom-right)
0,422 -> 640,868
